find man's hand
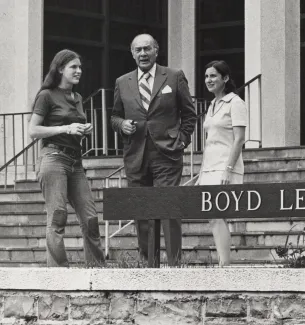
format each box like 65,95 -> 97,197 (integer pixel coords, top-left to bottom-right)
121,119 -> 137,135
83,123 -> 93,135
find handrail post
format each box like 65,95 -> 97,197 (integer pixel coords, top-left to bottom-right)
247,85 -> 251,143
3,116 -> 6,167
258,76 -> 262,147
22,114 -> 25,161
90,97 -> 94,156
105,220 -> 109,258
105,176 -> 110,258
25,148 -> 28,180
193,98 -> 198,151
114,132 -> 119,156
203,100 -> 207,150
102,89 -> 108,155
12,116 -> 16,161
190,133 -> 194,179
94,109 -> 98,156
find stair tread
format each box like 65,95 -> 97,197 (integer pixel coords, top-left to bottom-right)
245,168 -> 305,173
0,198 -> 103,204
0,230 -> 302,238
0,187 -> 103,194
244,157 -> 305,162
0,259 -> 284,266
0,245 -> 299,251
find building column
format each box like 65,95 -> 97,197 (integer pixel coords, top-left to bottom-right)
168,0 -> 195,96
0,0 -> 43,114
0,0 -> 43,163
245,0 -> 300,148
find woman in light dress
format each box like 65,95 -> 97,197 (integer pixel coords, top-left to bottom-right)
196,60 -> 248,266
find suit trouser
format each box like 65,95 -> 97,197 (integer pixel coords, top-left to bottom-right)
126,136 -> 183,266
37,147 -> 105,267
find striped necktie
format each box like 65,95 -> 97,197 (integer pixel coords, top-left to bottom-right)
139,72 -> 151,110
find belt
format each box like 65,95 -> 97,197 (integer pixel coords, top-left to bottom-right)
45,143 -> 82,158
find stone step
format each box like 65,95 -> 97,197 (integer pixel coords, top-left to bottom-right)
244,169 -> 305,183
3,147 -> 305,187
0,215 -> 303,233
0,231 -> 301,249
0,245 -> 292,263
0,171 -> 36,186
0,258 -> 283,268
84,164 -> 201,178
13,168 -> 305,190
0,212 -> 104,224
0,212 -> 305,235
244,157 -> 305,172
0,199 -> 103,214
242,146 -> 305,160
0,188 -> 104,202
82,156 -> 123,168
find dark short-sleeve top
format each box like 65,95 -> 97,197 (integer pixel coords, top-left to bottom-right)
33,88 -> 86,150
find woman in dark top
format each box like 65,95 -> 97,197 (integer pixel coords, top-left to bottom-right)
29,49 -> 105,267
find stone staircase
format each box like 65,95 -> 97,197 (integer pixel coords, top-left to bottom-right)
1,146 -> 305,267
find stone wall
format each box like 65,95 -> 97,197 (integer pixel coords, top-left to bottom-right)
1,291 -> 305,324
0,268 -> 304,324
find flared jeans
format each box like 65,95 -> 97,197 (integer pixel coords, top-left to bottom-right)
37,147 -> 105,267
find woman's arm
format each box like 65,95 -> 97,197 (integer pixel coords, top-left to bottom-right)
29,114 -> 87,139
221,126 -> 246,184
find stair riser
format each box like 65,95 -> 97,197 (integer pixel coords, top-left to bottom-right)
242,148 -> 305,160
0,202 -> 103,214
0,224 -> 136,236
0,190 -> 103,202
0,219 -> 303,235
82,158 -> 123,168
0,234 -> 300,249
0,248 -> 277,263
85,168 -> 126,178
85,165 -> 201,178
88,175 -> 192,188
244,171 -> 305,183
245,160 -> 305,172
0,213 -> 103,224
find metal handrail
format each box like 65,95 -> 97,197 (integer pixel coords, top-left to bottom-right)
0,112 -> 32,168
237,74 -> 262,93
242,74 -> 262,147
104,165 -> 129,258
0,139 -> 39,189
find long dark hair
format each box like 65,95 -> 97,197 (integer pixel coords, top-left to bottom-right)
32,49 -> 80,110
205,60 -> 236,94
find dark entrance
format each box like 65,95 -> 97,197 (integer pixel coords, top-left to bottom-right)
43,0 -> 168,155
195,0 -> 245,100
43,0 -> 168,98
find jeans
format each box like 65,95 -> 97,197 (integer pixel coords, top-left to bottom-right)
37,146 -> 105,267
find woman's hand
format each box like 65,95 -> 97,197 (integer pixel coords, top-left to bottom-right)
221,170 -> 232,185
66,123 -> 87,136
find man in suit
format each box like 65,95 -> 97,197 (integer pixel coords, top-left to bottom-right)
111,34 -> 197,266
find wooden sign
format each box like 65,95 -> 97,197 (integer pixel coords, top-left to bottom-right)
104,182 -> 305,220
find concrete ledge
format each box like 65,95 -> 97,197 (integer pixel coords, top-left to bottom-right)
0,268 -> 305,292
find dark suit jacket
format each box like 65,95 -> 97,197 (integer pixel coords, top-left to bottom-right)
111,64 -> 197,175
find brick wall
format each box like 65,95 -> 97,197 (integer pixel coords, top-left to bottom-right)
1,291 -> 305,324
